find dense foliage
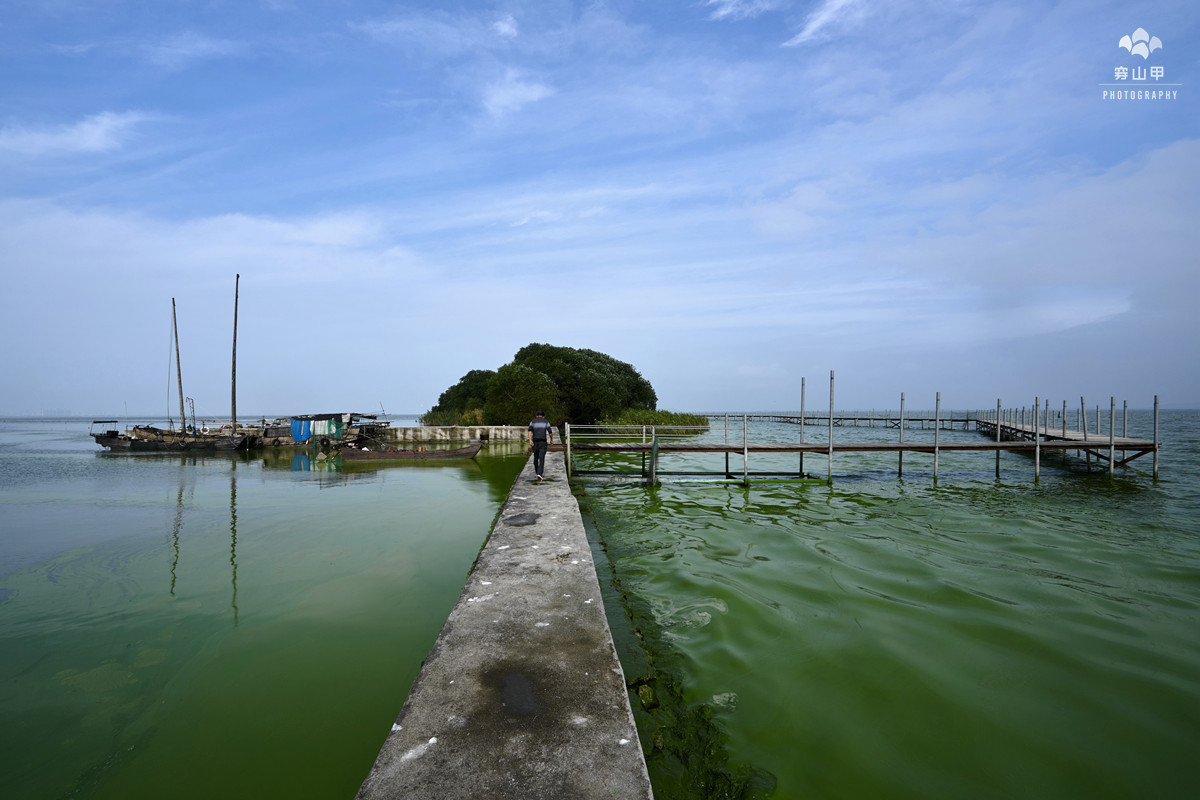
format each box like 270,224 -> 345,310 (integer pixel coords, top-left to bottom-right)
421,343 -> 663,426
595,408 -> 709,431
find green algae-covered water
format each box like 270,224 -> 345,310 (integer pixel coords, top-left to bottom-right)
0,419 -> 526,799
4,414 -> 1199,800
577,411 -> 1200,799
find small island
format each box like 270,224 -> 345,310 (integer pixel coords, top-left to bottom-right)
421,343 -> 707,430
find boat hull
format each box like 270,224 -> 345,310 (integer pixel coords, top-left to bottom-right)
92,429 -> 249,452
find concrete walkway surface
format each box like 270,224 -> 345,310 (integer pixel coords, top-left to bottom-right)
356,451 -> 653,799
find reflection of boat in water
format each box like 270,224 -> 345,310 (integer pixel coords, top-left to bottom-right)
338,442 -> 482,461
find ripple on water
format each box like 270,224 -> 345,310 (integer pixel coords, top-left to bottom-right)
587,435 -> 1200,800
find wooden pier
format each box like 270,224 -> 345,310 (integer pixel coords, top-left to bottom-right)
736,413 -> 976,430
565,375 -> 1160,485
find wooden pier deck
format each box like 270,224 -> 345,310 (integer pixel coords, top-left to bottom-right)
975,417 -> 1157,469
732,413 -> 975,430
564,408 -> 1159,484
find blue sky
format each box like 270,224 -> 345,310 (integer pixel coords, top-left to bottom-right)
1,0 -> 1196,417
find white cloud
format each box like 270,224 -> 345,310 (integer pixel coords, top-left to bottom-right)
351,13 -> 490,56
705,0 -> 787,21
142,31 -> 241,68
493,13 -> 519,38
482,68 -> 553,116
783,0 -> 868,46
0,111 -> 151,156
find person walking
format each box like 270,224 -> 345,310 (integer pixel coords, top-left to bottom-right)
527,411 -> 554,480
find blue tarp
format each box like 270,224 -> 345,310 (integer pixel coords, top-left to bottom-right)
290,418 -> 312,443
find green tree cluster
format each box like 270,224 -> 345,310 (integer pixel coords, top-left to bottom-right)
421,343 -> 659,426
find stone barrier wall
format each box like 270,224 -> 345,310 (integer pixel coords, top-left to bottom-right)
380,425 -> 528,443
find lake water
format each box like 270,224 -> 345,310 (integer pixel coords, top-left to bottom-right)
3,413 -> 1198,799
0,418 -> 526,799
575,410 -> 1200,799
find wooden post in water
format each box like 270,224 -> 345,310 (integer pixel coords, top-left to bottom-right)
231,273 -> 239,435
898,392 -> 905,477
724,413 -> 729,478
1123,400 -> 1128,438
1109,397 -> 1116,477
649,434 -> 659,487
1034,396 -> 1041,480
995,398 -> 1002,476
1084,395 -> 1094,470
743,413 -> 749,485
1062,400 -> 1067,439
1153,395 -> 1159,480
828,371 -> 835,483
933,392 -> 941,481
1044,398 -> 1050,450
799,377 -> 806,477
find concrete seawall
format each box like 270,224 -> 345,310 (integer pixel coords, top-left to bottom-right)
381,425 -> 526,443
356,451 -> 653,799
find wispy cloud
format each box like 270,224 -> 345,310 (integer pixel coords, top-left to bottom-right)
493,13 -> 519,38
351,11 -> 511,56
482,68 -> 553,117
0,111 -> 151,156
142,31 -> 241,68
705,0 -> 787,21
783,0 -> 868,46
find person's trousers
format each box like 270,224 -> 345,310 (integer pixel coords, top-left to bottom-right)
532,440 -> 548,476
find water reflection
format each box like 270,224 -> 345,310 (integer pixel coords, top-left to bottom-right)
164,459 -> 239,624
169,483 -> 184,597
230,465 -> 239,626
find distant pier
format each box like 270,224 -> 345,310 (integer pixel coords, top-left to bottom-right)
565,375 -> 1160,483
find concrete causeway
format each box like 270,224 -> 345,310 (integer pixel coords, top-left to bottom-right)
355,451 -> 654,799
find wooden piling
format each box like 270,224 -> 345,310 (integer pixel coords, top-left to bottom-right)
799,377 -> 806,476
724,413 -> 729,478
996,398 -> 1002,476
828,371 -> 834,483
742,413 -> 749,485
898,392 -> 905,477
649,435 -> 659,486
1153,395 -> 1160,479
1034,396 -> 1041,480
934,392 -> 941,480
1108,398 -> 1116,477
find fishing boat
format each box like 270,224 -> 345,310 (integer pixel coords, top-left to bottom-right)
90,420 -> 246,451
93,280 -> 248,452
338,442 -> 482,461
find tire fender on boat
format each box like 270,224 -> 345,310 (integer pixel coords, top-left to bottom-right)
201,426 -> 210,434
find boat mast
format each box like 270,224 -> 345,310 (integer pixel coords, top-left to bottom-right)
231,274 -> 239,434
172,298 -> 186,436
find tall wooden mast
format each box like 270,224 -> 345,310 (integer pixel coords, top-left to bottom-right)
172,298 -> 186,435
231,274 -> 239,434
